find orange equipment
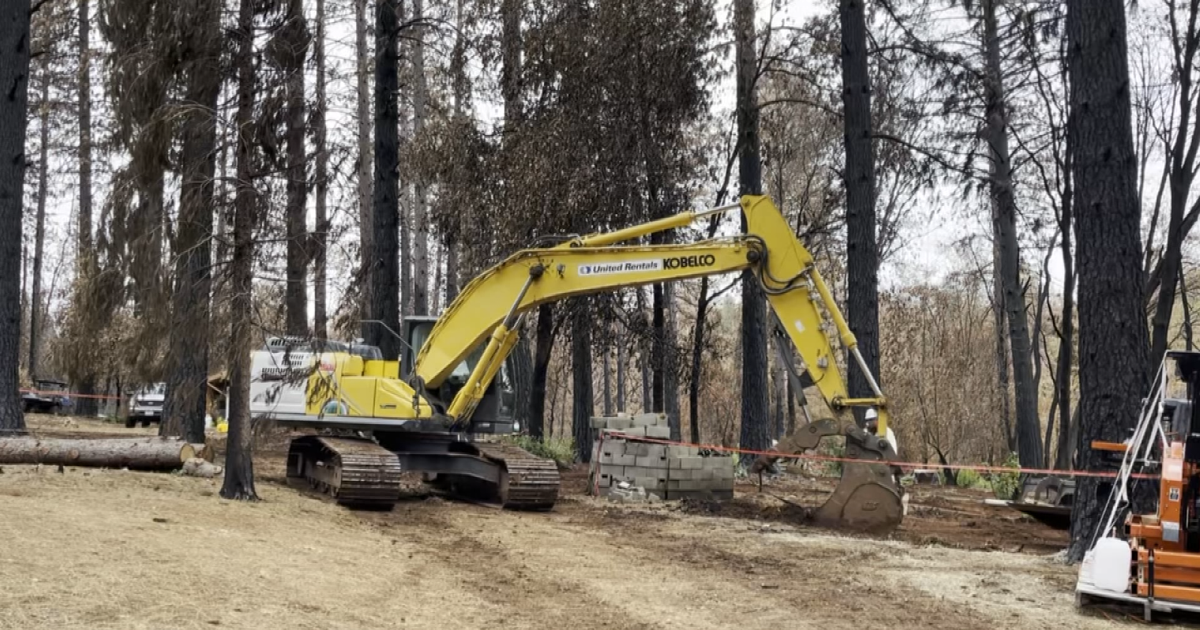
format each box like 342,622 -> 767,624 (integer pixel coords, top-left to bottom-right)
1077,351 -> 1200,620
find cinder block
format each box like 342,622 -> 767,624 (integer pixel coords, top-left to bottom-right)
634,456 -> 666,469
599,440 -> 625,457
667,445 -> 698,458
606,417 -> 633,430
667,457 -> 684,470
599,464 -> 625,477
701,455 -> 728,468
623,465 -> 647,478
595,474 -> 612,488
619,426 -> 647,437
679,457 -> 703,470
645,426 -> 670,439
590,416 -> 610,429
614,454 -> 638,466
632,413 -> 664,427
668,468 -> 692,480
643,444 -> 667,458
667,479 -> 682,490
694,468 -> 714,481
600,437 -> 627,449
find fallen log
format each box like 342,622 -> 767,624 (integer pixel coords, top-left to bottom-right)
28,435 -> 214,462
0,437 -> 201,471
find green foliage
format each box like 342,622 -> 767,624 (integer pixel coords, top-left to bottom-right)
955,468 -> 991,490
987,452 -> 1022,500
502,435 -> 576,469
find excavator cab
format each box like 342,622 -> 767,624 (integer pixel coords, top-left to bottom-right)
402,316 -> 518,435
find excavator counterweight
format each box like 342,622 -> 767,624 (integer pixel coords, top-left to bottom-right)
266,196 -> 903,533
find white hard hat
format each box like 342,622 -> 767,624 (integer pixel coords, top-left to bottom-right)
865,408 -> 878,421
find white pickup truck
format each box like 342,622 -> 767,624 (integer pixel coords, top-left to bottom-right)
126,383 -> 165,428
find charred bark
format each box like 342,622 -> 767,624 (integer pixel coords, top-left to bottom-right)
571,299 -> 594,462
983,0 -> 1041,469
222,0 -> 260,502
736,0 -> 769,464
28,66 -> 47,381
840,0 -> 882,424
1066,0 -> 1152,562
283,0 -> 309,337
367,0 -> 401,360
313,0 -> 328,339
355,0 -> 373,322
411,0 -> 430,315
161,0 -> 221,445
528,304 -> 554,440
0,0 -> 30,435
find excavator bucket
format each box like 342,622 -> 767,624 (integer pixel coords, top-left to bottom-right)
753,417 -> 903,535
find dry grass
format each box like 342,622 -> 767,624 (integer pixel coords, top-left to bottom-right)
0,415 -> 1136,629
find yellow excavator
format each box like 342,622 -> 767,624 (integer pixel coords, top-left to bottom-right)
274,195 -> 903,533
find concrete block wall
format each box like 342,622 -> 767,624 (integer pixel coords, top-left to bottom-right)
588,413 -> 734,501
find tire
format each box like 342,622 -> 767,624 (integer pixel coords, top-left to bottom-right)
125,417 -> 137,429
140,419 -> 151,428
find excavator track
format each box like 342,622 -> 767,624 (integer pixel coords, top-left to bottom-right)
474,442 -> 560,510
287,436 -> 403,507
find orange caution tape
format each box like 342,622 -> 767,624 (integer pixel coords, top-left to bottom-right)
19,389 -> 123,401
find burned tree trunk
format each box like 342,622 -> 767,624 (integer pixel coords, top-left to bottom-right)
1054,148 -> 1076,471
735,0 -> 769,464
0,0 -> 31,435
283,0 -> 309,337
983,0 -> 1041,469
529,304 -> 554,440
28,65 -> 48,382
355,0 -> 373,322
1066,0 -> 1151,562
840,0 -> 882,424
411,0 -> 430,315
367,0 -> 401,360
313,0 -> 329,339
571,299 -> 594,462
222,0 -> 260,502
161,0 -> 221,445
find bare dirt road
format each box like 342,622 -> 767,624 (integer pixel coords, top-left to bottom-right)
0,416 -> 1137,629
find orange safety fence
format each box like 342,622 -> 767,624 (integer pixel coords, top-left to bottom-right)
596,430 -> 1160,483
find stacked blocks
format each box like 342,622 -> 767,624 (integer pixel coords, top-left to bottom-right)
589,413 -> 735,501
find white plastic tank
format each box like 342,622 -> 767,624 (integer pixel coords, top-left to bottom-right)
1091,537 -> 1133,593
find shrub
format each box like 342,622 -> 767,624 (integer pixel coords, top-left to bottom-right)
956,468 -> 992,490
988,452 -> 1022,500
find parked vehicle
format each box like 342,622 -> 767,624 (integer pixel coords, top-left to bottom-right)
21,379 -> 69,414
126,383 -> 166,428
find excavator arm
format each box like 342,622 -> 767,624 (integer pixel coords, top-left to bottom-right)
404,195 -> 902,532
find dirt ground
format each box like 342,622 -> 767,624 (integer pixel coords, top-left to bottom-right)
0,415 -> 1146,629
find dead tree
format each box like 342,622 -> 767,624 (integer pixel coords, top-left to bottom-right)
1066,0 -> 1152,562
0,0 -> 31,435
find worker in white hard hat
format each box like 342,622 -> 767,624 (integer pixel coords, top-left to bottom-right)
864,408 -> 898,455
